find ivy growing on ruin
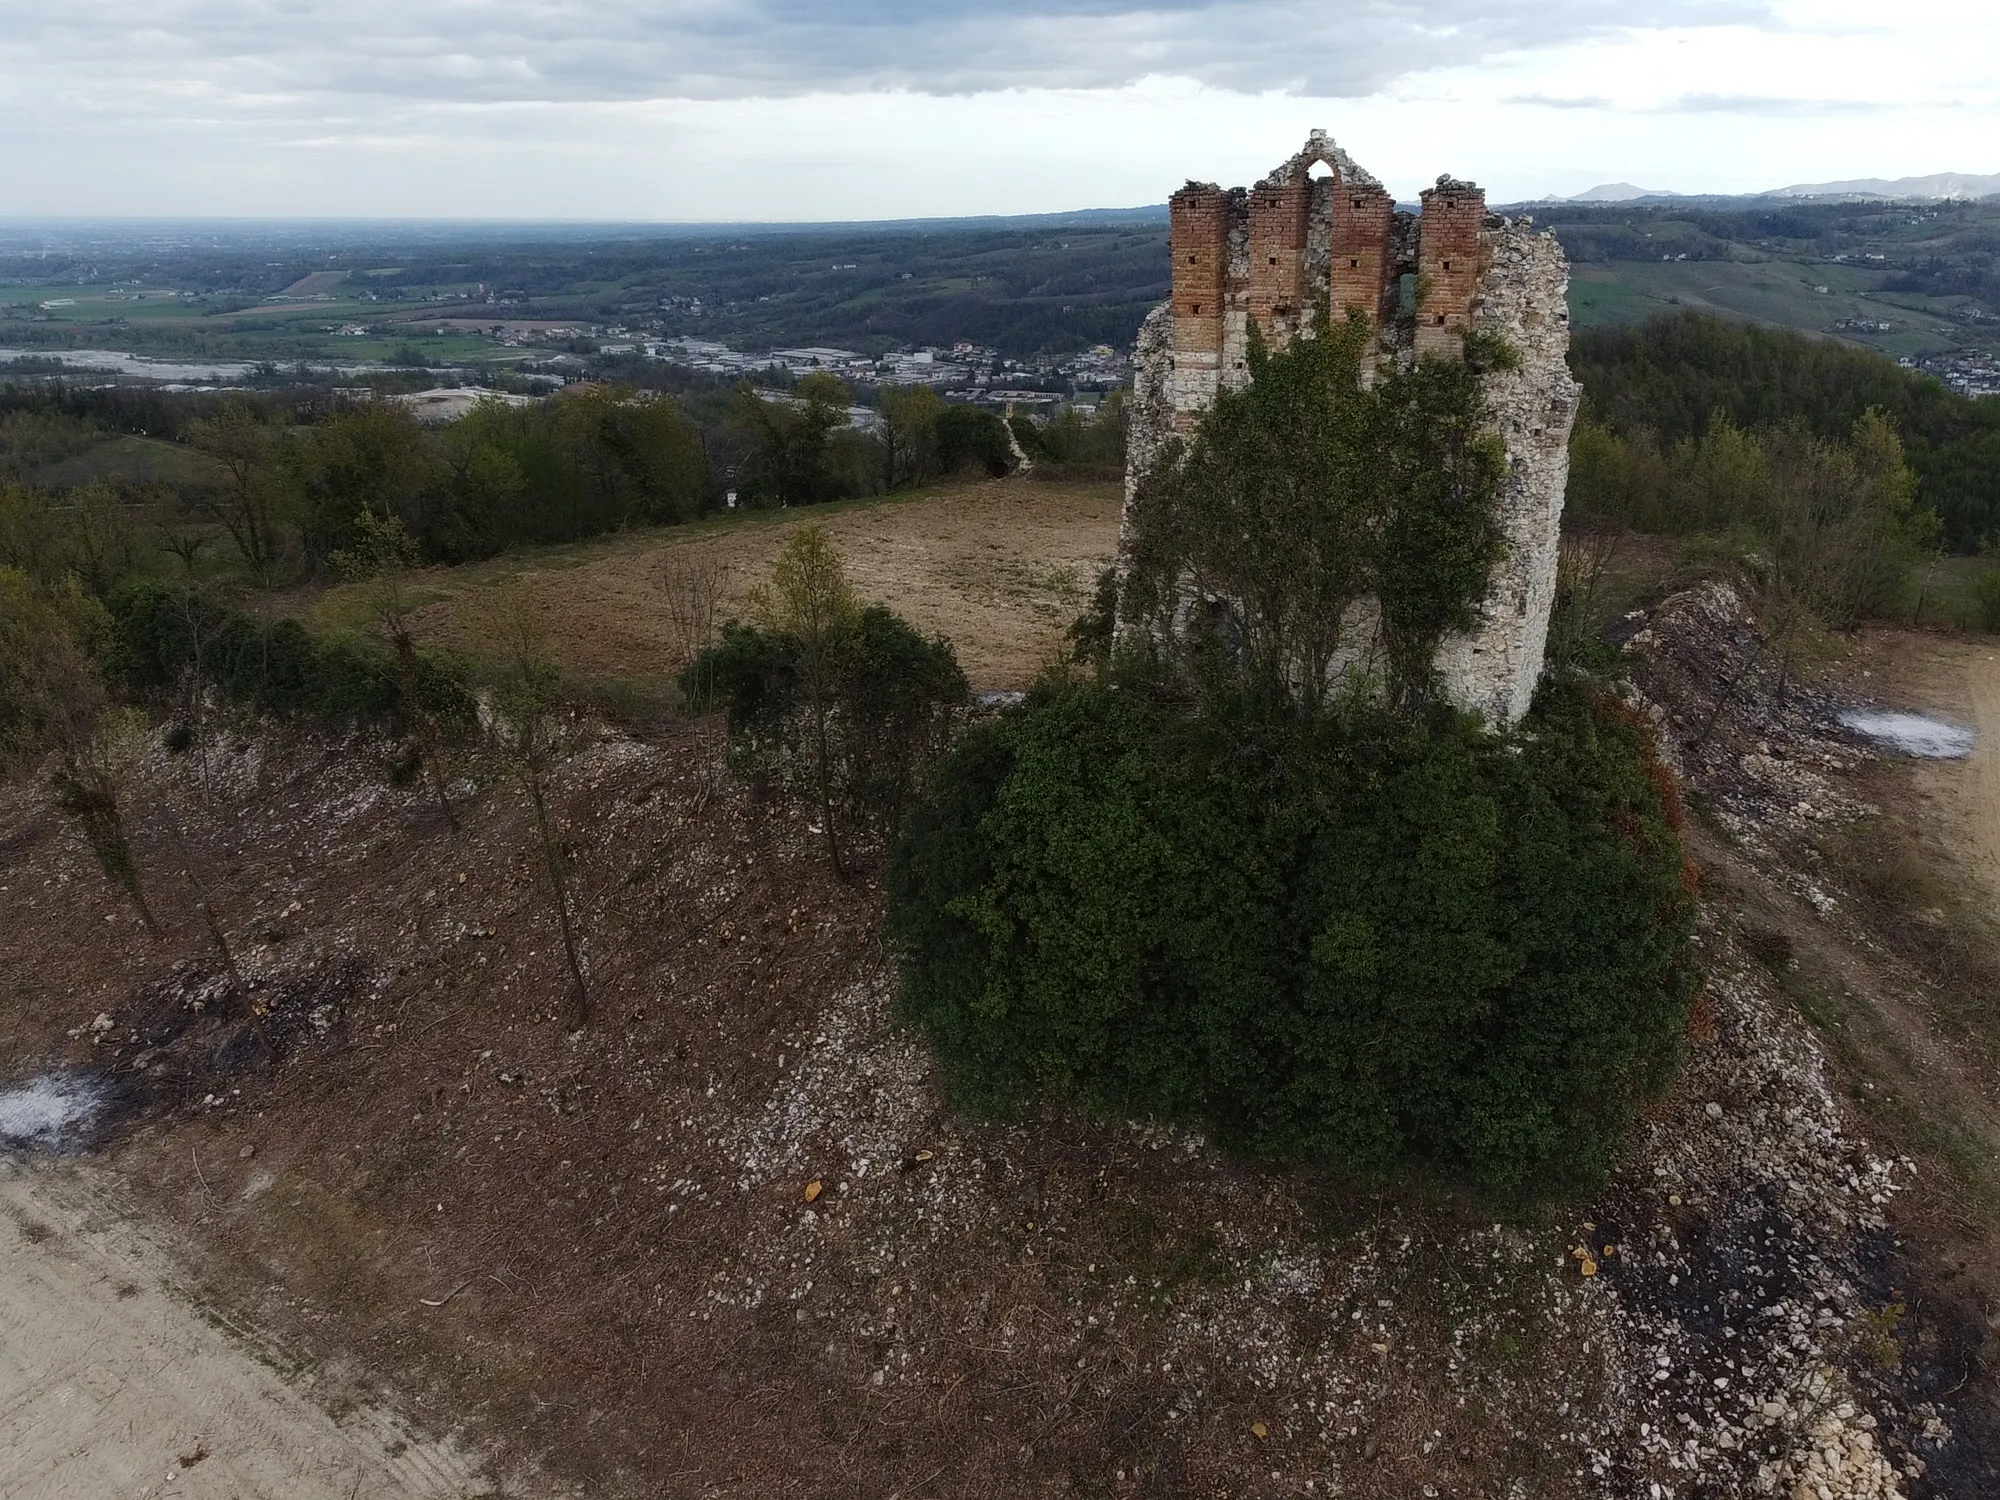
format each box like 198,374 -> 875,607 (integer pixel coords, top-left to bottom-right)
1118,301 -> 1515,715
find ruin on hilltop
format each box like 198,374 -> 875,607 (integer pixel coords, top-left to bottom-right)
1120,130 -> 1580,726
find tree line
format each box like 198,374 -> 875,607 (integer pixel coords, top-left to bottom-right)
1569,311 -> 2000,551
1,376 -> 1122,586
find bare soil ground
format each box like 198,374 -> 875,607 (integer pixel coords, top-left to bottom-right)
1628,591 -> 2000,1497
0,1159 -> 499,1499
1852,633 -> 2000,902
9,539 -> 2000,1497
315,477 -> 1123,694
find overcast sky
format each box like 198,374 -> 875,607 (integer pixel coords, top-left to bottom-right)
2,0 -> 1995,219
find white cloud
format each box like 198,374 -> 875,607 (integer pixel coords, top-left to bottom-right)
0,1 -> 1993,216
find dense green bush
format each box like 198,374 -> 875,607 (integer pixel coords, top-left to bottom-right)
684,598 -> 968,857
888,680 -> 1698,1198
107,580 -> 473,736
935,404 -> 1018,478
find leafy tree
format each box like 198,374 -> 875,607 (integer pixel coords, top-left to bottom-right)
758,526 -> 860,875
935,403 -> 1017,478
293,403 -> 441,569
0,481 -> 67,584
733,373 -> 854,507
685,526 -> 968,875
1371,334 -> 1513,712
1122,306 -> 1510,714
550,385 -> 710,528
880,384 -> 944,489
186,399 -> 293,579
62,484 -> 137,597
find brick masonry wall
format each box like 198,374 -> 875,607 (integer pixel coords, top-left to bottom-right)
1415,178 -> 1487,359
1247,177 -> 1310,342
1329,183 -> 1397,328
1169,184 -> 1228,427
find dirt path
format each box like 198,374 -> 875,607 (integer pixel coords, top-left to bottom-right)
1856,632 -> 2000,906
0,1158 -> 498,1500
1916,640 -> 2000,901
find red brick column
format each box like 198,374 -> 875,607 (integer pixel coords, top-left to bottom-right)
1170,184 -> 1228,361
1329,182 -> 1397,330
1415,180 -> 1486,358
1246,178 -> 1309,340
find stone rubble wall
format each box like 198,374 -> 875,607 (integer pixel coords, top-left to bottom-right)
1433,220 -> 1580,725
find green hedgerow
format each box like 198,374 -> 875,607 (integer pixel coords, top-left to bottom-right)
887,679 -> 1698,1200
105,579 -> 473,737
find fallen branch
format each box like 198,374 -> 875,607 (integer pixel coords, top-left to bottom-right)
419,1277 -> 474,1309
190,1146 -> 218,1209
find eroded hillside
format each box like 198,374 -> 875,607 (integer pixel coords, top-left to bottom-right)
5,569 -> 1999,1497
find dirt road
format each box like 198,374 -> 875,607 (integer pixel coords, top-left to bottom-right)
0,1158 -> 497,1500
1863,633 -> 2000,904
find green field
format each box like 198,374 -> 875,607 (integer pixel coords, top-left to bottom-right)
3,196 -> 1996,375
1567,258 -> 1971,359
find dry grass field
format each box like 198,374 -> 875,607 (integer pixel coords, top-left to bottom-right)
312,477 -> 1124,695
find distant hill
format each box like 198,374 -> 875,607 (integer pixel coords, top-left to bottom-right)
1767,172 -> 2000,201
1565,183 -> 1680,203
1520,172 -> 2000,209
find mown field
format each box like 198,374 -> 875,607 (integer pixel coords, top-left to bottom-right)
310,475 -> 1124,701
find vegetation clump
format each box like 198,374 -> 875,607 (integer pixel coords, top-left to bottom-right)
107,577 -> 473,739
1571,311 -> 2000,552
684,526 -> 969,877
889,313 -> 1700,1199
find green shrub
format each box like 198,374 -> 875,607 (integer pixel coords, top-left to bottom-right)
1971,562 -> 2000,633
887,680 -> 1698,1199
684,601 -> 968,856
936,404 -> 1017,478
106,580 -> 473,736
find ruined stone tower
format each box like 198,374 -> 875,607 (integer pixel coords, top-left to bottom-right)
1122,131 -> 1580,727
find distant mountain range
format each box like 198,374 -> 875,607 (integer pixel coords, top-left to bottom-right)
1548,172 -> 2000,204
1766,172 -> 2000,201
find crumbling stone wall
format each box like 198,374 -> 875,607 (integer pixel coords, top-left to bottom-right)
1123,129 -> 1580,726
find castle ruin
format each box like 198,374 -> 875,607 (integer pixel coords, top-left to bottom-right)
1120,131 -> 1580,726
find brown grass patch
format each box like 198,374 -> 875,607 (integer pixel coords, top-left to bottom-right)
312,478 -> 1122,697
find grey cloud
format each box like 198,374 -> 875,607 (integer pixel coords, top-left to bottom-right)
1503,93 -> 1615,109
2,1 -> 1776,104
1657,93 -> 1901,116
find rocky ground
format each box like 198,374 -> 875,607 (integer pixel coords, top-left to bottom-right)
1,580 -> 1996,1498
